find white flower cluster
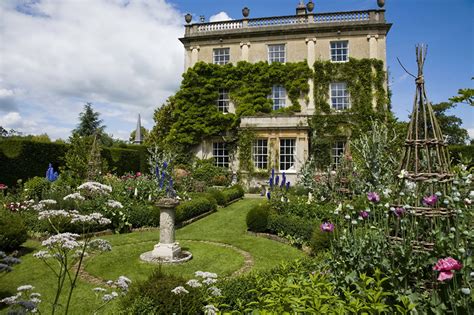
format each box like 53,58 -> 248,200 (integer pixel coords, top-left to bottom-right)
186,279 -> 202,288
38,210 -> 111,226
94,275 -> 131,302
195,271 -> 217,279
33,250 -> 51,259
78,182 -> 112,195
115,276 -> 132,292
63,192 -> 85,201
42,233 -> 80,250
0,286 -> 41,313
208,286 -> 222,297
88,239 -> 112,252
171,286 -> 189,295
39,199 -> 57,205
102,291 -> 119,302
38,210 -> 70,220
106,199 -> 123,209
203,304 -> 219,315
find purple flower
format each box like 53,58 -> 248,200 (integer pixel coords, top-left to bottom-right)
359,211 -> 369,219
320,222 -> 334,232
269,177 -> 274,188
367,192 -> 380,203
275,175 -> 280,186
266,192 -> 271,200
286,182 -> 290,190
422,194 -> 438,207
163,161 -> 168,169
271,168 -> 275,180
281,172 -> 286,188
393,207 -> 405,217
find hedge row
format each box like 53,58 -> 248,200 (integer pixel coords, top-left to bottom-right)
176,196 -> 217,223
206,185 -> 245,206
0,139 -> 148,186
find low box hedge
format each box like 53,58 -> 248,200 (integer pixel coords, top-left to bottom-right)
175,196 -> 217,223
267,213 -> 315,242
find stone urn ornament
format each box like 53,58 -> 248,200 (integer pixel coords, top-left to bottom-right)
307,0 -> 315,13
377,0 -> 385,8
184,13 -> 192,24
242,7 -> 250,18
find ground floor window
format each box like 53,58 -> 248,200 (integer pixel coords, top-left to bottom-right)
279,138 -> 296,171
213,142 -> 229,168
253,139 -> 268,170
332,141 -> 346,168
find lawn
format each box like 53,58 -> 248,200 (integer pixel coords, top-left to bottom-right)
0,198 -> 305,314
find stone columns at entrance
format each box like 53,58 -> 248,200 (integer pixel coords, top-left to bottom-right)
151,198 -> 181,260
240,42 -> 250,61
306,38 -> 317,114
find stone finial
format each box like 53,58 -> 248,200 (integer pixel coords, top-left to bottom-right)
296,0 -> 307,15
242,7 -> 250,18
184,13 -> 192,24
377,0 -> 385,8
307,0 -> 315,12
199,15 -> 205,23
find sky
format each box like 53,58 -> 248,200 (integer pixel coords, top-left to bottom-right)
0,0 -> 473,141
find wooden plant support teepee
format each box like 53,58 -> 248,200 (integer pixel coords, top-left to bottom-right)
390,44 -> 454,252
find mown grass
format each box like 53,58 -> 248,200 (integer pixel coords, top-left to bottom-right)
1,198 -> 305,314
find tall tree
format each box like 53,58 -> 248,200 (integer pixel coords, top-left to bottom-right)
449,78 -> 474,106
73,103 -> 105,137
432,102 -> 469,145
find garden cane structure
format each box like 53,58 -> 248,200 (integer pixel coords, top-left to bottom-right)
390,44 -> 455,252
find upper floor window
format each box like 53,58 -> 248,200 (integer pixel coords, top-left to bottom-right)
332,141 -> 346,168
330,82 -> 350,110
213,142 -> 229,168
213,48 -> 230,65
253,139 -> 268,170
217,89 -> 229,113
330,41 -> 348,62
271,85 -> 286,110
280,138 -> 296,172
268,44 -> 286,63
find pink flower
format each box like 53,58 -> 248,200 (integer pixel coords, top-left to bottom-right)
367,192 -> 380,203
359,211 -> 369,219
136,172 -> 142,177
320,222 -> 335,233
393,207 -> 405,217
433,257 -> 462,282
0,183 -> 7,190
422,194 -> 438,207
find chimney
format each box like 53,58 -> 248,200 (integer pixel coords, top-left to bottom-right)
296,0 -> 307,15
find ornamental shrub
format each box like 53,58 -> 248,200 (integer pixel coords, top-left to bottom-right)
120,269 -> 203,314
127,203 -> 161,228
175,197 -> 217,223
246,203 -> 271,233
221,185 -> 245,204
309,227 -> 332,254
206,188 -> 226,206
0,211 -> 28,251
267,213 -> 314,242
23,176 -> 50,200
192,158 -> 229,183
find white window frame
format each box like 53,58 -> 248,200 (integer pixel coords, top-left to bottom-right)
279,138 -> 296,172
271,85 -> 286,110
330,41 -> 349,62
213,48 -> 230,65
330,82 -> 350,110
213,142 -> 229,168
217,89 -> 229,113
332,141 -> 346,169
268,44 -> 286,63
253,139 -> 268,170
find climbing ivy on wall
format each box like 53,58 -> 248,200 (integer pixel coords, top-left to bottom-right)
150,61 -> 312,161
311,58 -> 391,169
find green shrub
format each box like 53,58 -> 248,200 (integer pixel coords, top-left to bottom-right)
127,203 -> 161,228
120,269 -> 203,314
267,213 -> 314,242
23,176 -> 50,200
175,197 -> 217,223
309,227 -> 332,254
221,185 -> 245,204
0,211 -> 28,251
206,188 -> 226,206
246,203 -> 271,232
192,158 -> 229,183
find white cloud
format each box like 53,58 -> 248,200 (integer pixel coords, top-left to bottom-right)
467,128 -> 474,139
209,11 -> 232,22
0,0 -> 185,139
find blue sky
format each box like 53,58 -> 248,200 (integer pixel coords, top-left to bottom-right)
0,0 -> 472,140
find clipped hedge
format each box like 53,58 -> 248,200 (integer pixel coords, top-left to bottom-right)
0,211 -> 28,251
175,196 -> 217,223
267,213 -> 315,242
449,145 -> 474,164
0,139 -> 148,186
222,185 -> 245,204
246,203 -> 271,232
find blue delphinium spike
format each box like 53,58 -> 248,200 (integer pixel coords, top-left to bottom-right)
275,175 -> 280,186
281,172 -> 286,188
169,178 -> 173,190
53,172 -> 58,181
271,168 -> 275,180
286,181 -> 290,191
155,165 -> 159,178
269,177 -> 273,189
163,161 -> 168,169
266,191 -> 271,200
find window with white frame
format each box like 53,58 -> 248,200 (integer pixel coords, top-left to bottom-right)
253,139 -> 268,170
217,89 -> 229,113
268,44 -> 286,63
330,41 -> 348,62
271,85 -> 286,110
332,141 -> 346,168
213,142 -> 229,168
213,48 -> 230,65
330,82 -> 350,110
279,138 -> 296,171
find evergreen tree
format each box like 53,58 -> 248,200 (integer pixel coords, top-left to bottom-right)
73,103 -> 105,137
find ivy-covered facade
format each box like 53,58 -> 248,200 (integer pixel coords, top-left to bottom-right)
151,2 -> 392,185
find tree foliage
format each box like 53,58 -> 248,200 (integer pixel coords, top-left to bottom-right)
449,78 -> 473,106
73,103 -> 105,137
432,102 -> 469,145
129,127 -> 149,142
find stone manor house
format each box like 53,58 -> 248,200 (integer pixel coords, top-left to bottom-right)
179,1 -> 391,184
